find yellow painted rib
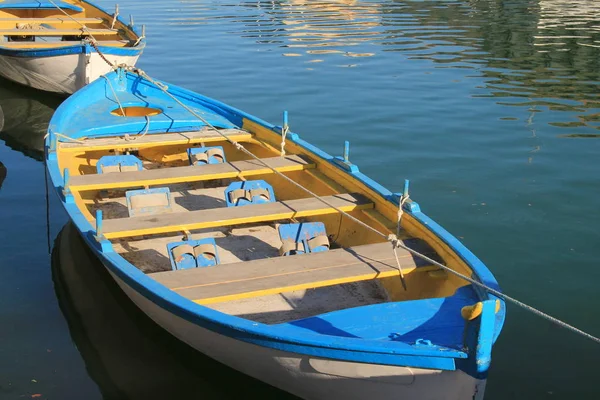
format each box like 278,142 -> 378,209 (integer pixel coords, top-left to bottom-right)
193,265 -> 439,305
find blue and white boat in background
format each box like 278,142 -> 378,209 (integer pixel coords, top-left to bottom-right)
0,1 -> 144,93
45,67 -> 505,400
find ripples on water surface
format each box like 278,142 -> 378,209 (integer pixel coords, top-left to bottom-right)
1,1 -> 599,399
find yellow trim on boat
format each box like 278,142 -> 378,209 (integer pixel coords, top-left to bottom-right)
461,300 -> 501,320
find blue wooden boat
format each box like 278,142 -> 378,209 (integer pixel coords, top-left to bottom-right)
45,68 -> 505,400
0,1 -> 145,93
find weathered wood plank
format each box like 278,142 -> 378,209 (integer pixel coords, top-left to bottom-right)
70,155 -> 314,191
151,240 -> 441,304
102,193 -> 373,239
59,128 -> 251,151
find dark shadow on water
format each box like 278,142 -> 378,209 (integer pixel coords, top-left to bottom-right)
0,76 -> 63,161
52,222 -> 296,400
558,133 -> 600,138
0,161 -> 6,191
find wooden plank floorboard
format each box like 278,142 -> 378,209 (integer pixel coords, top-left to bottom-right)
151,240 -> 441,304
69,155 -> 314,190
102,193 -> 373,239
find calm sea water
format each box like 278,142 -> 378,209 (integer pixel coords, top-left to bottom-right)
1,0 -> 599,399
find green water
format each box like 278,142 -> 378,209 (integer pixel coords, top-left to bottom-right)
1,0 -> 599,398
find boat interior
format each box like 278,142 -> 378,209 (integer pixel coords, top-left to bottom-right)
56,115 -> 483,348
0,1 -> 140,48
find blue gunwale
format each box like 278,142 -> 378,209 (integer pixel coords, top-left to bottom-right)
45,70 -> 505,376
0,0 -> 145,58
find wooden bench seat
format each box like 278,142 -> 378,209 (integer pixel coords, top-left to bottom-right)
151,240 -> 441,304
101,193 -> 373,239
0,28 -> 119,36
70,155 -> 314,191
0,17 -> 105,25
59,128 -> 251,152
0,40 -> 131,48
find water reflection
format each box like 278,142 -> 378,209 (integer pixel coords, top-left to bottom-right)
173,0 -> 600,134
0,77 -> 61,161
0,161 -> 6,191
51,223 -> 294,400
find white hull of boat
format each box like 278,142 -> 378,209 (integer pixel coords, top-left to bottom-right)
107,268 -> 486,400
0,52 -> 139,94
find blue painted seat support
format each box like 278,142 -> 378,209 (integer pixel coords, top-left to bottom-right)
167,238 -> 220,270
97,155 -> 143,174
125,187 -> 172,217
278,222 -> 330,256
188,146 -> 226,165
224,180 -> 275,207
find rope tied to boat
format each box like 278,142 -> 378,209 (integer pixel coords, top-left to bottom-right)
113,66 -> 600,345
397,191 -> 409,237
111,4 -> 119,30
133,34 -> 145,47
46,0 -> 145,70
88,38 -> 116,68
102,75 -> 125,117
388,234 -> 407,291
280,123 -> 289,156
44,132 -> 86,144
124,116 -> 151,141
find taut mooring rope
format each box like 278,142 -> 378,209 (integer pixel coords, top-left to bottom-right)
121,67 -> 600,345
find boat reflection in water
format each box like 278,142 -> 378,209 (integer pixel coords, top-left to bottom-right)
0,77 -> 61,161
0,161 -> 5,191
51,222 -> 294,400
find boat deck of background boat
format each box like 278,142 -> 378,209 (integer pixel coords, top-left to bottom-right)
0,1 -> 138,46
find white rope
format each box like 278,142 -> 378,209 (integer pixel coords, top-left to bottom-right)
111,4 -> 119,30
124,116 -> 151,141
397,193 -> 409,237
102,75 -> 125,117
44,132 -> 86,144
122,67 -> 600,345
391,193 -> 410,290
280,124 -> 288,156
133,35 -> 145,47
391,241 -> 407,291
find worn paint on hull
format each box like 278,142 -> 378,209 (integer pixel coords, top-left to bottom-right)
0,52 -> 139,94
